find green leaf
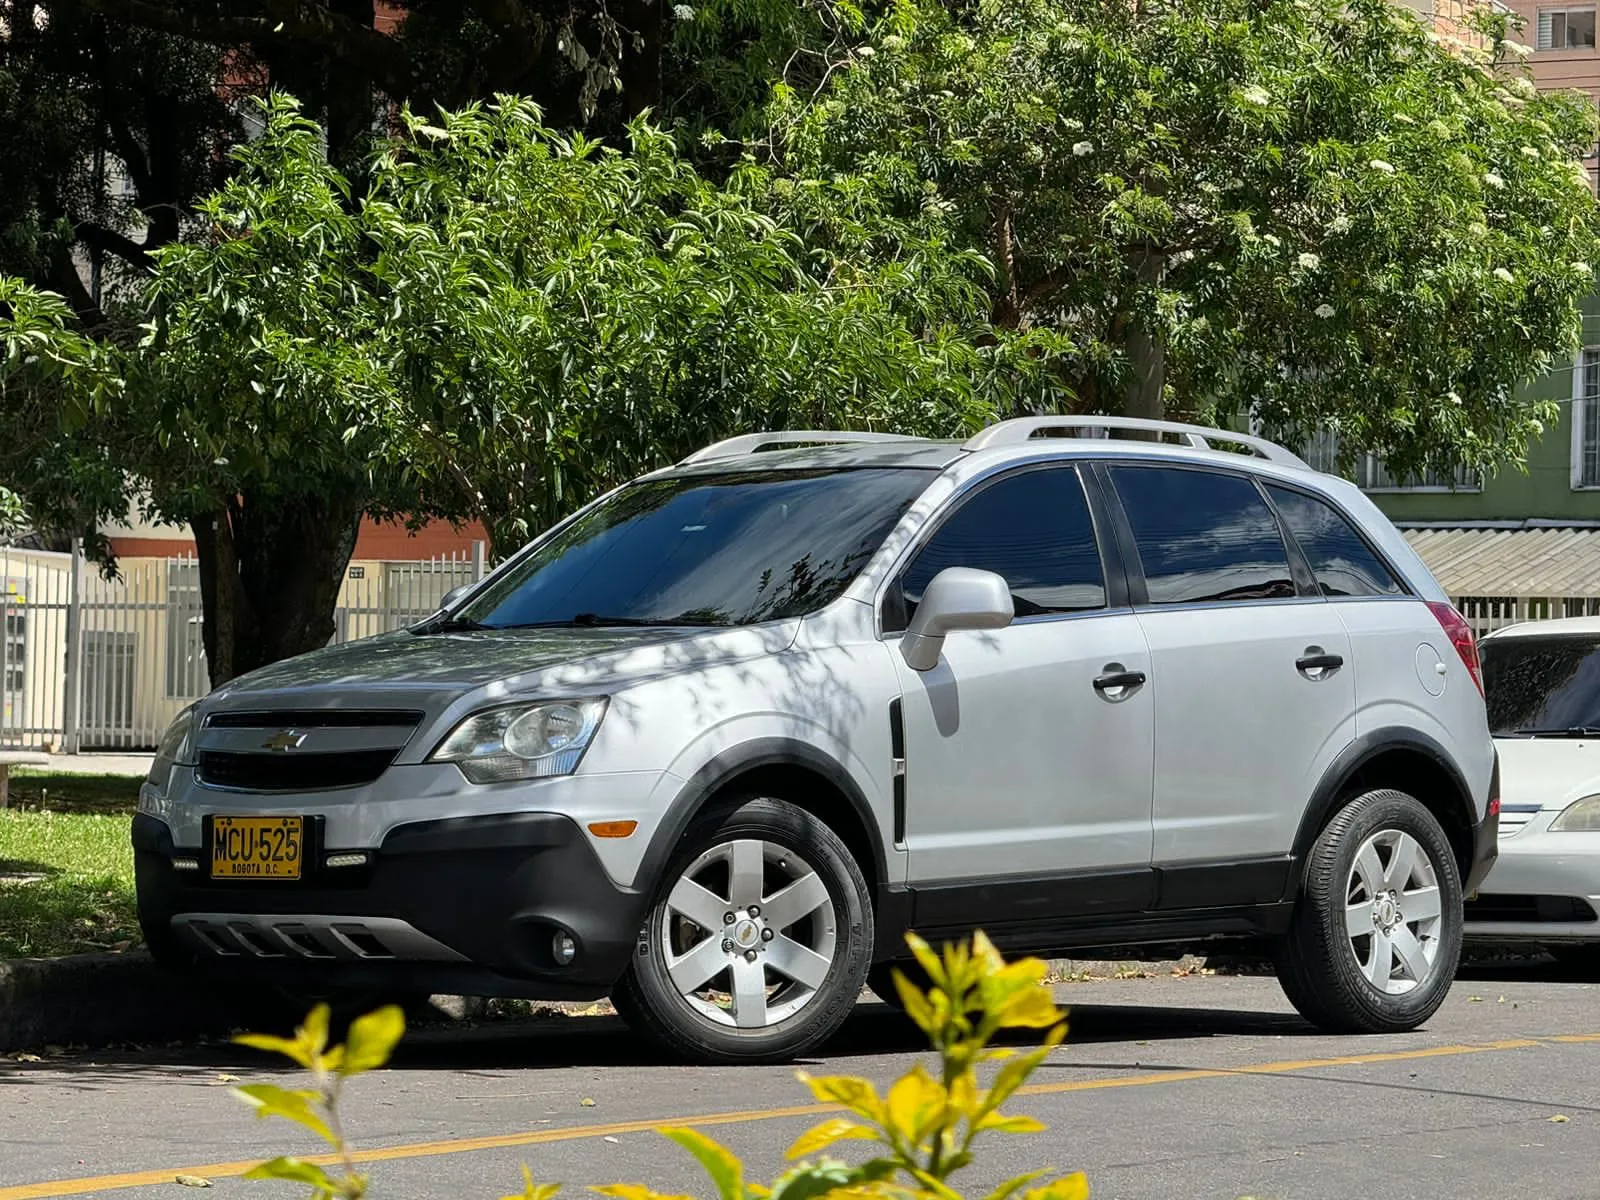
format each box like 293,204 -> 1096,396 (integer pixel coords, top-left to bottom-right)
660,1128 -> 743,1200
342,1005 -> 406,1074
244,1157 -> 338,1190
231,1084 -> 337,1144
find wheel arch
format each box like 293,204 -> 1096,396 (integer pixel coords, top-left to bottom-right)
636,739 -> 888,905
1290,729 -> 1478,893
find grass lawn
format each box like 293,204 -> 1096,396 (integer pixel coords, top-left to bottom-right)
0,773 -> 142,958
8,770 -> 142,814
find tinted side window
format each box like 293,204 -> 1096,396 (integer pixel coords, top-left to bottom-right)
901,467 -> 1106,620
1109,467 -> 1295,605
1267,486 -> 1403,598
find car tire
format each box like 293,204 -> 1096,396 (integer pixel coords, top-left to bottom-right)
1276,788 -> 1462,1034
612,795 -> 873,1064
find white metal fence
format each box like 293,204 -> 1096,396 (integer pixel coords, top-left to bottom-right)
1456,595 -> 1600,641
0,542 -> 484,752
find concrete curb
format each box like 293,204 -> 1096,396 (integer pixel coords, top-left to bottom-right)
0,951 -> 262,1051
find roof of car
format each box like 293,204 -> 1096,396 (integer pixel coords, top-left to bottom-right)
1483,616 -> 1600,640
665,429 -> 1320,479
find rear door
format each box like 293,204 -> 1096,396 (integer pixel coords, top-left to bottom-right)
887,462 -> 1157,926
1101,464 -> 1356,904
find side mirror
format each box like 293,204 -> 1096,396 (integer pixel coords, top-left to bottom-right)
899,567 -> 1014,672
439,584 -> 471,611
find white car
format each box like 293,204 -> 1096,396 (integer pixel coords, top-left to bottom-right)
1464,616 -> 1600,966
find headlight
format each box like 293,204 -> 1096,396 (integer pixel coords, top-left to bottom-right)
428,699 -> 607,784
1550,795 -> 1600,832
145,704 -> 199,789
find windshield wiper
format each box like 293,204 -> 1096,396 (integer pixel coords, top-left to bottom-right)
410,615 -> 487,635
497,613 -> 724,630
1508,727 -> 1600,738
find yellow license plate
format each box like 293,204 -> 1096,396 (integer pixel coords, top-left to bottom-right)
211,816 -> 304,880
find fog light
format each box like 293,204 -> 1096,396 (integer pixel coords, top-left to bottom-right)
324,853 -> 370,869
172,857 -> 200,872
552,931 -> 577,966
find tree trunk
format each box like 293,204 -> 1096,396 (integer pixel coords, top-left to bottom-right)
620,0 -> 664,117
191,494 -> 362,688
1123,249 -> 1169,422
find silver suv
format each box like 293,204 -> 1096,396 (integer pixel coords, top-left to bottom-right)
134,417 -> 1499,1062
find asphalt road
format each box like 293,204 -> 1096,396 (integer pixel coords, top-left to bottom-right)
6,962 -> 1600,1200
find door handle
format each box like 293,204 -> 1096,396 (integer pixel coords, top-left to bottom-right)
1296,651 -> 1344,676
1093,669 -> 1147,692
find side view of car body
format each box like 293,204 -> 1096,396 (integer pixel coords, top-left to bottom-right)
1465,617 -> 1600,966
133,417 -> 1499,1062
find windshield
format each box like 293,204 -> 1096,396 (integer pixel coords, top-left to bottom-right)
1481,634 -> 1600,736
453,467 -> 934,630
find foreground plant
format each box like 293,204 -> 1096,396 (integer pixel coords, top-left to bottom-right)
233,931 -> 1086,1200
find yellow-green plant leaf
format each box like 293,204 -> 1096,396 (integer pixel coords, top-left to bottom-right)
975,1113 -> 1047,1134
661,1128 -> 743,1200
891,969 -> 936,1035
904,932 -> 946,991
300,1004 -> 332,1059
997,986 -> 1063,1030
767,1157 -> 899,1200
795,1073 -> 884,1122
233,1033 -> 315,1070
786,1118 -> 877,1160
1021,1174 -> 1090,1200
591,1184 -> 697,1200
982,1170 -> 1050,1200
343,1005 -> 406,1074
979,1036 -> 1062,1118
502,1163 -> 564,1200
244,1157 -> 338,1190
885,1066 -> 945,1144
232,1084 -> 337,1144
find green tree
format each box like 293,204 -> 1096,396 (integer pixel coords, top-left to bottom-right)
1,94 -> 1052,685
778,0 -> 1600,479
0,3 -> 238,322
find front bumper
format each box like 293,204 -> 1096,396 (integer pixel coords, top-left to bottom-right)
134,811 -> 650,999
1463,821 -> 1600,943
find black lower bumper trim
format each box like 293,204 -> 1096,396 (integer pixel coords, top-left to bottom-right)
133,811 -> 649,998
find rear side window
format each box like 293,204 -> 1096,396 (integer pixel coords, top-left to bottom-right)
900,466 -> 1106,621
1109,466 -> 1295,605
1267,486 -> 1403,598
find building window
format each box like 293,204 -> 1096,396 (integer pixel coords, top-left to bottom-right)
1299,430 -> 1481,492
165,562 -> 207,699
1576,349 -> 1600,488
1538,7 -> 1597,48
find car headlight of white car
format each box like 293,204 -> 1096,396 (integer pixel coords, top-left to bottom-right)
429,699 -> 608,784
1549,794 -> 1600,832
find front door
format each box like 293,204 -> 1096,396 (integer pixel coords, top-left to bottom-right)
886,463 -> 1157,932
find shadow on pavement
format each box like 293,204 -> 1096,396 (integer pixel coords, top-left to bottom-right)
4,995 -> 1316,1082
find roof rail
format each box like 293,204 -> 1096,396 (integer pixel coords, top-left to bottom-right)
679,430 -> 927,466
962,416 -> 1308,469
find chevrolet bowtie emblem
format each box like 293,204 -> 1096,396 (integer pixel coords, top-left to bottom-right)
261,729 -> 308,752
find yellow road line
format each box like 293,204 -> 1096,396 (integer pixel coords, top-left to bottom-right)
0,1034 -> 1584,1200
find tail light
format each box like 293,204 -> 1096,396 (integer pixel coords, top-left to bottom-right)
1427,600 -> 1484,697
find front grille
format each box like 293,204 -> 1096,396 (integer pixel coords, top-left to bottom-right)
197,749 -> 399,791
1464,894 -> 1599,924
205,709 -> 423,730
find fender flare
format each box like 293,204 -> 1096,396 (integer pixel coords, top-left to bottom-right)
633,737 -> 889,902
1286,726 -> 1476,897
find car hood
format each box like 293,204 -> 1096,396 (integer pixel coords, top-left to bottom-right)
1493,736 -> 1600,809
205,624 -> 794,711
